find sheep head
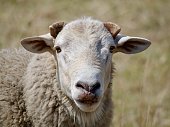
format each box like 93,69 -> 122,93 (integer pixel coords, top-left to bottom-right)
21,18 -> 151,112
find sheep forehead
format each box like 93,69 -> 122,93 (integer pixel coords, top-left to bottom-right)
64,17 -> 104,32
56,18 -> 110,46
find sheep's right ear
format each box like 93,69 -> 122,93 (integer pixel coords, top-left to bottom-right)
21,33 -> 54,54
21,21 -> 65,54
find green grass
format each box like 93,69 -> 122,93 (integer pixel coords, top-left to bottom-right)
0,0 -> 170,126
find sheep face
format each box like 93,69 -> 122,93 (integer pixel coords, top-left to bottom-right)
21,18 -> 151,113
54,20 -> 115,112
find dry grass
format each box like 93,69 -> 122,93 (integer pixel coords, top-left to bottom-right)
0,0 -> 170,127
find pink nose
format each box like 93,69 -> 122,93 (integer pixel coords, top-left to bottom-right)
76,81 -> 101,93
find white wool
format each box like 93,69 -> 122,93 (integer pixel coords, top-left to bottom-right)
0,49 -> 113,127
0,17 -> 150,127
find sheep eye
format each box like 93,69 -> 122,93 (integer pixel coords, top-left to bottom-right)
55,46 -> 62,53
109,46 -> 115,53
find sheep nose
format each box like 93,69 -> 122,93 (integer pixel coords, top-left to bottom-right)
76,81 -> 101,93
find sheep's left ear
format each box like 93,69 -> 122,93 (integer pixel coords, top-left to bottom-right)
114,34 -> 151,54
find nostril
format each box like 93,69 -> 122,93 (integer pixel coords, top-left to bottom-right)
76,81 -> 101,93
76,82 -> 89,91
90,82 -> 101,93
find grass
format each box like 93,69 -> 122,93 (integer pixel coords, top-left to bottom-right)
0,0 -> 170,126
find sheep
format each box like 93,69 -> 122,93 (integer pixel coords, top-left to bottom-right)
0,17 -> 151,127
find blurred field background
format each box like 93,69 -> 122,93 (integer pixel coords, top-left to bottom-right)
0,0 -> 170,127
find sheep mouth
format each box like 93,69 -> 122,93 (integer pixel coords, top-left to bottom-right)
76,99 -> 99,105
74,94 -> 101,112
76,95 -> 99,105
